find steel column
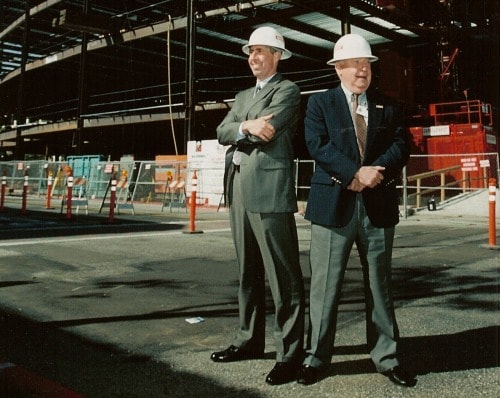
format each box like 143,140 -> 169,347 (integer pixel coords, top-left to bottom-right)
184,0 -> 196,153
14,2 -> 30,159
341,1 -> 351,35
75,0 -> 90,155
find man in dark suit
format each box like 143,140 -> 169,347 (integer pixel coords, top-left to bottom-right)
211,26 -> 305,386
297,33 -> 416,388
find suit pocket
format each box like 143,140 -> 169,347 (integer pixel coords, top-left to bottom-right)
260,156 -> 290,170
311,170 -> 336,185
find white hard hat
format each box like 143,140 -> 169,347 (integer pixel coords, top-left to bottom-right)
327,33 -> 378,65
242,26 -> 292,60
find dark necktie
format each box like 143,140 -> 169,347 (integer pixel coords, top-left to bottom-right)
352,94 -> 367,161
254,84 -> 261,98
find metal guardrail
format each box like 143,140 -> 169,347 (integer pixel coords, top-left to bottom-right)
407,165 -> 467,208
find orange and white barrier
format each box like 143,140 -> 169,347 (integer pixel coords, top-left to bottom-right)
186,170 -> 202,234
0,360 -> 85,397
65,174 -> 74,219
21,170 -> 29,215
108,174 -> 117,223
0,173 -> 6,212
46,173 -> 54,209
117,170 -> 128,189
60,175 -> 88,215
162,178 -> 186,213
488,178 -> 497,247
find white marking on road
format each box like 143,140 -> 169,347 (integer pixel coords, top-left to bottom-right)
0,228 -> 232,247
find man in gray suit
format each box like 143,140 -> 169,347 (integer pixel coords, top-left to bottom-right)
211,26 -> 305,386
297,33 -> 416,387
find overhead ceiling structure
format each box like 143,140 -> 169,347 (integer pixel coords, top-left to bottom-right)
0,0 -> 498,159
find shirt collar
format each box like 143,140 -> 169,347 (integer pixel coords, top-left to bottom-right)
340,84 -> 367,106
257,73 -> 276,89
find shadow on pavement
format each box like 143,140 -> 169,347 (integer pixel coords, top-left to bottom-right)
1,305 -> 498,397
0,207 -> 185,240
0,310 -> 266,398
285,326 -> 499,384
402,326 -> 500,374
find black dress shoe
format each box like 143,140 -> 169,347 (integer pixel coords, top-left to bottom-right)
210,345 -> 264,363
383,366 -> 417,387
265,362 -> 300,385
297,364 -> 320,385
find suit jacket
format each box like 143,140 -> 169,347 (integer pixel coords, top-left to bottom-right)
304,86 -> 410,228
217,73 -> 301,213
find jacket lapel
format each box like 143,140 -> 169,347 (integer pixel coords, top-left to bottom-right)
332,87 -> 353,128
366,92 -> 383,155
331,87 -> 360,159
259,73 -> 282,97
241,73 -> 282,118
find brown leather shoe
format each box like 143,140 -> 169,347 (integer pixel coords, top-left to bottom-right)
210,345 -> 264,362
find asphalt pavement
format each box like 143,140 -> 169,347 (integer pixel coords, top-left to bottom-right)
0,191 -> 498,397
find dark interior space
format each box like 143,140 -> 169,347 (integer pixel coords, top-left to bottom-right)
0,0 -> 498,160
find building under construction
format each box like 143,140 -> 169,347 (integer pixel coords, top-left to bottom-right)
0,1 -> 498,162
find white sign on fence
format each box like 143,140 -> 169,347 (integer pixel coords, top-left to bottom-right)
479,159 -> 490,168
460,157 -> 478,172
187,140 -> 230,206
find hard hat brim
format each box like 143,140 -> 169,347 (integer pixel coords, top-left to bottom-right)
327,54 -> 378,65
242,44 -> 292,60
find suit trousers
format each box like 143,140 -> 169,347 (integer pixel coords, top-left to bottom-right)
230,170 -> 304,363
305,194 -> 400,372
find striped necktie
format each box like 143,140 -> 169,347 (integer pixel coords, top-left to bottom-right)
352,94 -> 367,161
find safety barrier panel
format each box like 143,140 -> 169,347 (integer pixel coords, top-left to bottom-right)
96,164 -> 136,215
60,175 -> 89,215
130,160 -> 187,211
87,161 -> 136,200
115,168 -> 135,214
49,163 -> 71,198
161,176 -> 186,212
0,161 -> 39,197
